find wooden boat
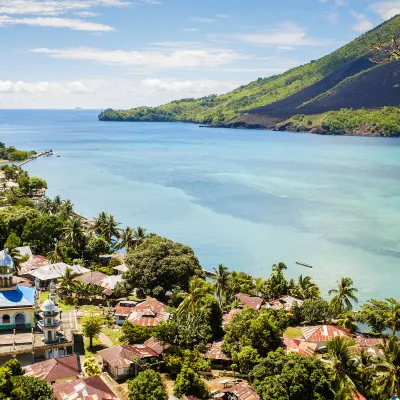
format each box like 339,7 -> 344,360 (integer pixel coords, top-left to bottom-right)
296,261 -> 313,268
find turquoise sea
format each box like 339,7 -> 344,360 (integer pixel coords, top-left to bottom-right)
0,109 -> 399,303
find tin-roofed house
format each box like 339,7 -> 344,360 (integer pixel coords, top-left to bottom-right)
204,341 -> 231,369
97,344 -> 159,379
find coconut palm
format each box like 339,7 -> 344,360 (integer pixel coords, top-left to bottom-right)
116,226 -> 135,251
93,212 -> 120,244
375,336 -> 400,398
385,298 -> 400,336
52,195 -> 62,212
61,199 -> 74,217
292,275 -> 320,300
59,266 -> 78,300
212,264 -> 231,306
327,336 -> 358,397
329,277 -> 358,316
39,198 -> 54,215
8,248 -> 22,266
93,211 -> 108,235
47,242 -> 64,264
62,217 -> 86,250
177,276 -> 214,314
337,311 -> 358,333
253,276 -> 266,298
132,226 -> 147,247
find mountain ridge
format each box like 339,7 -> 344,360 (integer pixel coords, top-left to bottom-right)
99,15 -> 400,136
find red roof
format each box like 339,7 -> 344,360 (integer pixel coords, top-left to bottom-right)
144,337 -> 171,355
18,255 -> 49,276
282,338 -> 317,357
128,298 -> 170,327
98,344 -> 158,368
204,341 -> 231,361
74,271 -> 108,286
115,306 -> 133,317
222,384 -> 260,400
222,308 -> 241,327
24,355 -> 80,382
301,325 -> 351,343
52,376 -> 117,400
235,293 -> 263,310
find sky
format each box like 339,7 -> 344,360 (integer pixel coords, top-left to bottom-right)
0,0 -> 399,109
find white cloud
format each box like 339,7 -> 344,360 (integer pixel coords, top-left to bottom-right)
0,15 -> 114,31
190,17 -> 215,23
350,11 -> 374,32
0,0 -> 129,16
0,80 -> 91,94
324,11 -> 339,23
370,0 -> 400,19
74,11 -> 100,17
231,22 -> 332,47
31,46 -> 243,68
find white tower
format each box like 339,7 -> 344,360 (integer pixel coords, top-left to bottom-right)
0,250 -> 15,290
38,299 -> 61,358
49,281 -> 57,304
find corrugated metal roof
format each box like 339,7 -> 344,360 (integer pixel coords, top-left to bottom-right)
24,354 -> 80,382
282,338 -> 317,357
98,275 -> 122,291
235,293 -> 264,310
144,337 -> 171,355
301,325 -> 351,342
204,341 -> 231,361
75,272 -> 107,286
52,376 -> 118,400
97,344 -> 158,368
18,255 -> 49,276
267,295 -> 304,311
222,384 -> 260,400
222,308 -> 241,327
31,263 -> 90,281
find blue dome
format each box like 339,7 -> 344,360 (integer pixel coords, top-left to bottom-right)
0,250 -> 14,269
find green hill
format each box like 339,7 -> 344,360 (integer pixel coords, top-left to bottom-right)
99,15 -> 400,136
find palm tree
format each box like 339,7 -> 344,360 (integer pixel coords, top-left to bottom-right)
212,264 -> 231,306
337,311 -> 358,334
253,276 -> 265,298
116,226 -> 135,251
61,199 -> 74,217
39,198 -> 53,215
292,275 -> 320,300
327,336 -> 358,397
62,217 -> 86,250
93,212 -> 120,243
385,298 -> 400,336
47,242 -> 64,264
177,276 -> 213,314
375,336 -> 400,398
132,226 -> 147,247
329,277 -> 358,316
93,211 -> 108,235
52,195 -> 62,212
8,248 -> 22,266
59,267 -> 78,300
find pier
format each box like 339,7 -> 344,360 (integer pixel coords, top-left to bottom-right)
18,150 -> 53,167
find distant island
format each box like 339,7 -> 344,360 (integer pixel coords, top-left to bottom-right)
99,15 -> 400,137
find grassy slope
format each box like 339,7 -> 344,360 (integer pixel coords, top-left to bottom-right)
99,15 -> 400,124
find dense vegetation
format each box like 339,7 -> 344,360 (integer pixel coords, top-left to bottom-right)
0,142 -> 36,161
99,15 -> 400,135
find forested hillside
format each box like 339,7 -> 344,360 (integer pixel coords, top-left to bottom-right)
99,15 -> 400,136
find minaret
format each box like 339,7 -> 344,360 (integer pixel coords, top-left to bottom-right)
0,249 -> 15,290
38,299 -> 61,358
49,281 -> 57,304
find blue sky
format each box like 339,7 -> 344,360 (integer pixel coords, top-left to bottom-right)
0,0 -> 399,108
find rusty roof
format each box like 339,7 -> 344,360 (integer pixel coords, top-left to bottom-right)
204,341 -> 231,361
135,298 -> 166,313
75,271 -> 108,286
24,354 -> 81,382
267,295 -> 304,311
52,376 -> 118,400
144,337 -> 171,355
282,338 -> 317,357
97,344 -> 158,368
301,325 -> 351,342
222,384 -> 260,400
115,305 -> 133,317
128,310 -> 170,327
18,255 -> 49,276
235,293 -> 263,310
222,308 -> 241,327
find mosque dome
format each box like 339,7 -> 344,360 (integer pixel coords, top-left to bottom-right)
41,299 -> 56,312
0,250 -> 14,270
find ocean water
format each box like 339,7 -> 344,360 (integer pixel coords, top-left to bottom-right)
0,109 -> 399,303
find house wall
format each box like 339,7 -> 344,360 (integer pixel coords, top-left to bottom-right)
0,309 -> 35,330
115,316 -> 127,326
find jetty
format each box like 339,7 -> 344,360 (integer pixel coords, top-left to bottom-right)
18,150 -> 53,167
296,261 -> 313,268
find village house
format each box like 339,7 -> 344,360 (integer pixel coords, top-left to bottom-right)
115,300 -> 137,326
144,336 -> 171,357
301,325 -> 351,349
127,298 -> 170,327
267,295 -> 304,311
282,338 -> 317,357
17,254 -> 49,279
74,271 -> 123,297
97,344 -> 159,379
216,383 -> 260,400
222,308 -> 241,328
203,340 -> 232,369
235,293 -> 264,310
24,354 -> 81,383
52,376 -> 118,400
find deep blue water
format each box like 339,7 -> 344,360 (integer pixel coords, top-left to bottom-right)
0,109 -> 399,303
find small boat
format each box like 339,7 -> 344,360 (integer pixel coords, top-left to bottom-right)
296,261 -> 313,268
